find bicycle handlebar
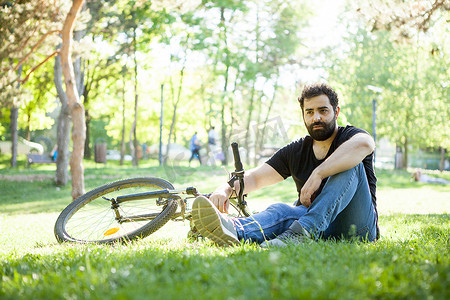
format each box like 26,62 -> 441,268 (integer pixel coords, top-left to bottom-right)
231,142 -> 243,172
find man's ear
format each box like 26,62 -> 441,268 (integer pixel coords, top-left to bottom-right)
335,106 -> 340,119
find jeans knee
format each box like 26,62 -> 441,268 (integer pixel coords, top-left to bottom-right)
327,162 -> 366,184
267,203 -> 290,211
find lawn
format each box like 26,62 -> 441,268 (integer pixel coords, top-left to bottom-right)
0,157 -> 449,299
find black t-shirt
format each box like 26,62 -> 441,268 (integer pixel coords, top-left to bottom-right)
266,125 -> 377,210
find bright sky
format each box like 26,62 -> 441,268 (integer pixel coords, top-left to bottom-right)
307,0 -> 345,48
293,0 -> 346,84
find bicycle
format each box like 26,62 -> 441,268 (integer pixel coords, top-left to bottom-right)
54,142 -> 250,245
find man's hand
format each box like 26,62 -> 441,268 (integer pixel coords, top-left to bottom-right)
300,171 -> 323,207
299,133 -> 375,207
209,185 -> 233,213
208,163 -> 284,213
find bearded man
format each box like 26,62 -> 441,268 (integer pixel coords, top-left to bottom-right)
192,83 -> 379,247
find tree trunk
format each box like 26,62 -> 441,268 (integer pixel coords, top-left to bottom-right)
224,70 -> 241,164
25,110 -> 31,141
60,0 -> 86,200
120,67 -> 126,166
253,89 -> 264,166
220,102 -> 228,165
81,72 -> 93,159
244,82 -> 256,164
10,106 -> 18,168
56,104 -> 71,186
54,53 -> 84,184
254,76 -> 279,165
131,26 -> 139,167
10,65 -> 22,168
394,144 -> 403,169
73,31 -> 85,97
166,62 -> 186,163
84,107 -> 91,158
54,54 -> 71,186
403,139 -> 408,169
439,147 -> 445,172
220,62 -> 230,166
245,4 -> 260,165
219,7 -> 230,165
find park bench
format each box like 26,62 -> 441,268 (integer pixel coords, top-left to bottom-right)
27,153 -> 55,166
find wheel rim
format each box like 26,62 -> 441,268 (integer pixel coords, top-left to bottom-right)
61,179 -> 176,244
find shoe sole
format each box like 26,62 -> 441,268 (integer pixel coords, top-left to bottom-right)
191,196 -> 240,246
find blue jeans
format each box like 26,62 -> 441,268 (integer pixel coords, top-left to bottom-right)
233,163 -> 378,243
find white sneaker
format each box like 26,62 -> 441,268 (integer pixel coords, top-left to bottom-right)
191,196 -> 240,246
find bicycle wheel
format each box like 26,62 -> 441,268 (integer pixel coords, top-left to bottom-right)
55,177 -> 178,244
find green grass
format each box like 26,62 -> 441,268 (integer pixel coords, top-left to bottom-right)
0,160 -> 449,299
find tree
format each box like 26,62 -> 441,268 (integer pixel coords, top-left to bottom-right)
328,17 -> 449,169
20,62 -> 57,141
60,0 -> 86,199
54,53 -> 72,186
99,1 -> 173,166
0,0 -> 62,167
355,0 -> 450,40
247,0 -> 309,165
344,0 -> 450,169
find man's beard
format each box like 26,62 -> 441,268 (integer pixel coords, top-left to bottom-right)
306,119 -> 336,141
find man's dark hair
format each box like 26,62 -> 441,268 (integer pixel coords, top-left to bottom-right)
298,83 -> 339,111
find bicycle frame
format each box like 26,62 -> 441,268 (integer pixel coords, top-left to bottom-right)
107,187 -> 199,224
107,186 -> 249,225
108,142 -> 250,224
54,142 -> 250,244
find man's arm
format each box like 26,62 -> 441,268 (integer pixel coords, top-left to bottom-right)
300,133 -> 375,207
209,163 -> 284,213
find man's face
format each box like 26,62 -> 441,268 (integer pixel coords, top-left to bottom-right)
302,94 -> 339,141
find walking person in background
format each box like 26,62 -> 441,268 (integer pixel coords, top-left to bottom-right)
191,83 -> 379,247
189,132 -> 202,165
51,145 -> 58,162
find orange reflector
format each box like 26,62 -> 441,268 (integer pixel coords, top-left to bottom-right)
104,227 -> 120,236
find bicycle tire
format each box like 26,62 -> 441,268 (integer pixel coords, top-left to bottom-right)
55,177 -> 178,244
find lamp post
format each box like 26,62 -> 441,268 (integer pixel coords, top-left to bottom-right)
367,85 -> 383,162
159,84 -> 164,166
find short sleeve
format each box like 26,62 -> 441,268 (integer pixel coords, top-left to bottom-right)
265,139 -> 304,179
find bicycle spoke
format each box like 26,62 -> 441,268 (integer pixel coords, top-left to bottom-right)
55,178 -> 178,244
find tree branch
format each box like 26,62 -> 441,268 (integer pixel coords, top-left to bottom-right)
19,50 -> 60,84
13,30 -> 61,72
418,0 -> 445,31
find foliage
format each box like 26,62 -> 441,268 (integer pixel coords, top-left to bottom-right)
1,0 -> 448,173
0,0 -> 66,104
354,0 -> 450,41
327,13 -> 449,153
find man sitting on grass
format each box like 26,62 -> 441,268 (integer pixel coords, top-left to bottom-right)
192,83 -> 379,247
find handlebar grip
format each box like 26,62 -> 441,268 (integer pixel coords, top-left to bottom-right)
231,142 -> 243,171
